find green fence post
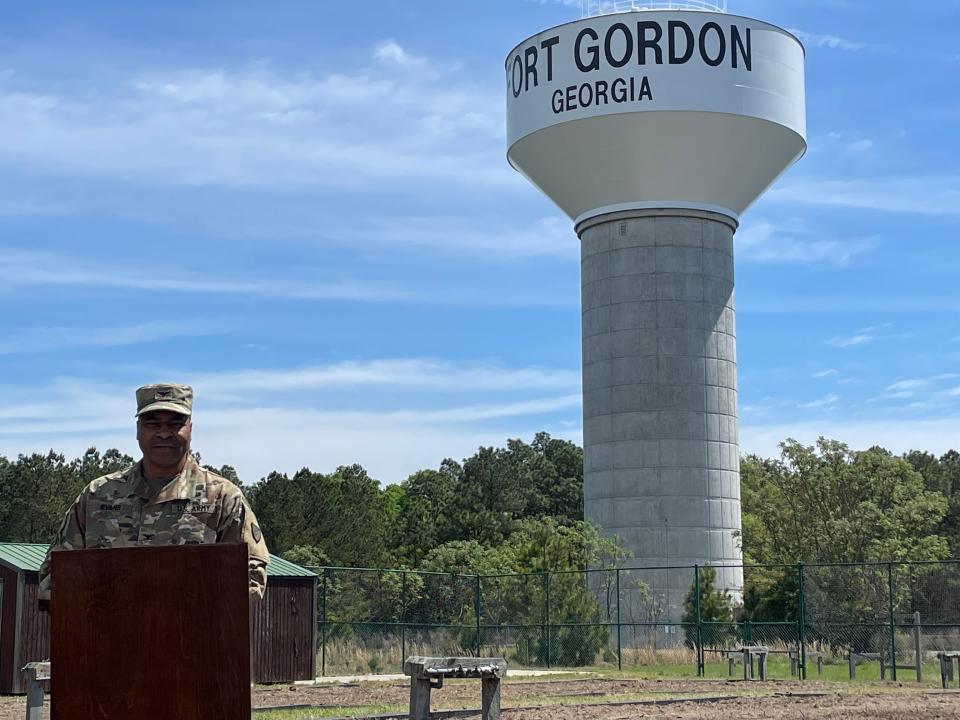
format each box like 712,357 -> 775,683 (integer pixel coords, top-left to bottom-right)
694,565 -> 704,677
797,562 -> 806,681
475,574 -> 482,657
321,567 -> 328,677
546,572 -> 552,669
401,571 -> 407,671
616,568 -> 622,671
888,562 -> 897,682
745,618 -> 752,645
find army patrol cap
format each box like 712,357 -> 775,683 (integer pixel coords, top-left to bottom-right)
135,383 -> 193,417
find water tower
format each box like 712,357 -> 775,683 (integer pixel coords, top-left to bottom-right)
506,0 -> 805,617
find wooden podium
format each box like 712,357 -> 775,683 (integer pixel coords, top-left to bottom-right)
51,544 -> 251,720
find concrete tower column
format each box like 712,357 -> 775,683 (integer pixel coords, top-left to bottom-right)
578,209 -> 743,620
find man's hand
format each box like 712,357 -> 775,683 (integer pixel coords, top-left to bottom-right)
38,598 -> 50,613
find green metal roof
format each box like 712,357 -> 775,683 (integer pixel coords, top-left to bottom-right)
0,543 -> 48,572
266,555 -> 317,578
0,542 -> 315,578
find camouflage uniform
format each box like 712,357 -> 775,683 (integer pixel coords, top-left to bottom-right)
39,457 -> 269,601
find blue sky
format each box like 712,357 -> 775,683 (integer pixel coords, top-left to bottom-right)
1,0 -> 958,486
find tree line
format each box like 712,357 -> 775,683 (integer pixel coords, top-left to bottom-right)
2,434 -> 958,577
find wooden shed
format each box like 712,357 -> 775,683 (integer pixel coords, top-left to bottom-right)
0,543 -> 317,693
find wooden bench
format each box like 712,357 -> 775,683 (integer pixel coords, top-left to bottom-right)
848,650 -> 886,680
937,651 -> 960,689
22,662 -> 50,720
726,646 -> 769,680
404,656 -> 507,720
789,650 -> 824,678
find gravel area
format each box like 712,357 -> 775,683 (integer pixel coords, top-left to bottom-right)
2,676 -> 958,719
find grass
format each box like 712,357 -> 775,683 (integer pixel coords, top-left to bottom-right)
254,705 -> 396,720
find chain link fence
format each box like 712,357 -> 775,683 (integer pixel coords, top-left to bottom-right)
310,561 -> 960,680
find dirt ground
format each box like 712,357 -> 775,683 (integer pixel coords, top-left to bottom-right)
2,676 -> 958,719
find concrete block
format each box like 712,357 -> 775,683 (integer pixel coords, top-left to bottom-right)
613,439 -> 659,469
582,305 -> 612,338
614,497 -> 661,527
639,330 -> 659,356
705,358 -> 720,386
658,410 -> 706,440
656,301 -> 704,330
707,441 -> 721,470
702,220 -> 733,254
613,467 -> 659,496
588,498 -> 617,528
706,498 -> 723,527
661,467 -> 707,496
707,469 -> 723,497
702,302 -> 726,333
656,272 -> 704,302
703,276 -> 734,305
701,248 -> 728,279
584,414 -> 613,445
705,412 -> 720,441
657,328 -> 684,356
611,384 -> 657,413
707,530 -> 721,558
582,279 -> 611,310
582,251 -> 611,284
611,411 -> 660,441
583,470 -> 613,499
663,439 -> 708,467
610,329 -> 642,358
584,386 -> 612,417
655,245 -> 702,274
583,335 -> 611,365
611,218 -> 656,249
609,274 -> 657,303
662,384 -> 707,413
704,385 -> 720,414
580,223 -> 611,256
610,246 -> 656,276
587,442 -> 614,472
656,216 -> 703,247
611,301 -> 657,331
609,357 -> 658,386
675,528 -> 706,557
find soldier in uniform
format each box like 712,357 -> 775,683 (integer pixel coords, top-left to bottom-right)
38,383 -> 269,609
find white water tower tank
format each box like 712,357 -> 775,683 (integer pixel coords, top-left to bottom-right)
506,0 -> 805,618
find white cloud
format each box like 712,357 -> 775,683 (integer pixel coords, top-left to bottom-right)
827,334 -> 873,348
374,40 -> 428,69
827,324 -> 908,348
769,177 -> 960,216
194,359 -> 581,397
0,321 -> 229,355
0,247 -> 574,307
736,218 -> 875,265
797,393 -> 840,409
0,360 -> 583,484
358,214 -> 578,259
0,44 -> 511,192
886,379 -> 928,393
787,29 -> 868,52
812,369 -> 839,378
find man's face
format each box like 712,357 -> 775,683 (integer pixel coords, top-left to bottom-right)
137,410 -> 192,473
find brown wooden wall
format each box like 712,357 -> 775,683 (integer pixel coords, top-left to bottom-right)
0,564 -> 19,694
251,577 -> 316,683
1,570 -> 315,692
17,575 -> 51,693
